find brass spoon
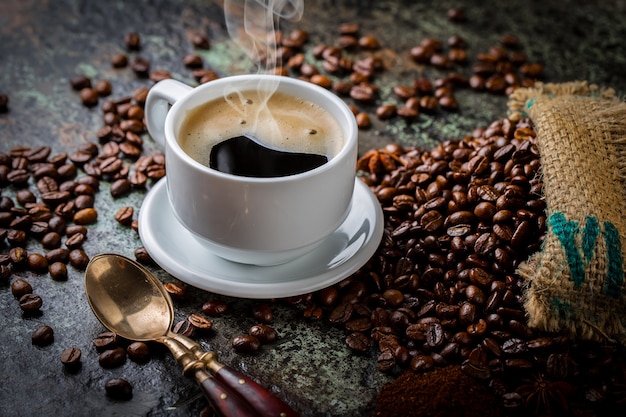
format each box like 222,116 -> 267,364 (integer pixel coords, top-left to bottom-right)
84,253 -> 299,417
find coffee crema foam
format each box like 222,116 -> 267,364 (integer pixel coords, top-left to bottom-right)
179,90 -> 344,168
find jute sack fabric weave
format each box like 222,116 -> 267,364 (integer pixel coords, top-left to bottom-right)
509,81 -> 626,344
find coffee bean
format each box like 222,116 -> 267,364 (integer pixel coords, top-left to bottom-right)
201,300 -> 229,316
49,262 -> 68,281
10,214 -> 32,230
60,347 -> 82,371
27,253 -> 48,272
48,215 -> 67,234
114,206 -> 134,225
128,170 -> 147,187
7,169 -> 30,184
65,232 -> 85,249
173,319 -> 195,337
7,230 -> 28,246
0,93 -> 9,112
131,57 -> 150,77
73,208 -> 98,225
41,231 -> 62,249
252,303 -> 273,324
382,289 -> 404,307
164,281 -> 186,300
310,74 -> 332,89
127,341 -> 151,362
188,314 -> 213,332
329,302 -> 354,324
249,324 -> 278,344
124,32 -> 141,50
99,156 -> 123,175
191,34 -> 210,49
0,265 -> 11,281
19,293 -> 43,312
80,88 -> 99,107
32,325 -> 54,346
355,112 -> 371,129
93,331 -> 118,351
11,278 -> 33,298
410,354 -> 435,373
376,104 -> 396,120
105,378 -> 133,400
46,248 -> 70,264
68,249 -> 89,269
120,140 -> 142,157
111,53 -> 128,68
134,247 -> 153,265
70,76 -> 91,91
110,178 -> 131,197
99,347 -> 127,368
231,335 -> 261,353
350,84 -> 376,102
94,80 -> 112,97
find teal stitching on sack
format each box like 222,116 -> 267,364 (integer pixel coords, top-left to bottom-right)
549,212 -> 624,296
602,221 -> 624,297
549,212 -> 585,287
582,216 -> 599,262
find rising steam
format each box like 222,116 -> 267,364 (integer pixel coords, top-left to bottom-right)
224,0 -> 304,72
221,0 -> 306,147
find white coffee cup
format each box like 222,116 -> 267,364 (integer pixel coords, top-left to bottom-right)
145,75 -> 358,266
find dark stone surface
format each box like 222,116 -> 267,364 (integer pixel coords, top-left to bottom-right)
0,0 -> 624,416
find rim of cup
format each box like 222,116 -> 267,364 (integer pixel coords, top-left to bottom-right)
163,74 -> 358,183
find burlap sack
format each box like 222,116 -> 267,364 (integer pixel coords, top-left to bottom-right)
508,81 -> 626,344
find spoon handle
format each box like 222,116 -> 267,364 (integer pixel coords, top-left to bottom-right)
212,364 -> 300,417
173,333 -> 300,417
197,372 -> 261,417
162,336 -> 260,417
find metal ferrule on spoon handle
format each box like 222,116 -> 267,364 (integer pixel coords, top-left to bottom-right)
173,333 -> 301,417
161,337 -> 259,417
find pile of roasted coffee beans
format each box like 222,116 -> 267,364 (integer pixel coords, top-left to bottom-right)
288,118 -> 624,415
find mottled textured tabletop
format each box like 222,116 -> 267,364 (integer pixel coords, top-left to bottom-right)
0,0 -> 625,416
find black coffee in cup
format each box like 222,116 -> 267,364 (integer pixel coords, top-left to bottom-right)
178,90 -> 344,177
210,135 -> 328,177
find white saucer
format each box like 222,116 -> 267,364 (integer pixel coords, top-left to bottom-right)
138,177 -> 384,299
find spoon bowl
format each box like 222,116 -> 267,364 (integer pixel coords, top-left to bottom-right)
84,253 -> 299,417
85,253 -> 173,342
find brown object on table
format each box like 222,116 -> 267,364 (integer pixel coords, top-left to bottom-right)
373,366 -> 503,417
510,81 -> 626,344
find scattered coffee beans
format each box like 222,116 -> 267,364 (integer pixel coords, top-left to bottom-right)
127,341 -> 151,363
11,278 -> 32,298
164,281 -> 187,300
60,347 -> 82,372
252,303 -> 273,324
188,314 -> 213,333
98,347 -> 127,368
19,293 -> 43,312
249,324 -> 278,344
114,206 -> 134,225
31,324 -> 54,346
105,377 -> 133,400
232,334 -> 261,353
93,331 -> 118,351
201,300 -> 229,316
0,93 -> 8,113
124,32 -> 141,51
49,262 -> 68,281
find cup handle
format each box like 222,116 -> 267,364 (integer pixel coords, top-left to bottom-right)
145,79 -> 193,147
